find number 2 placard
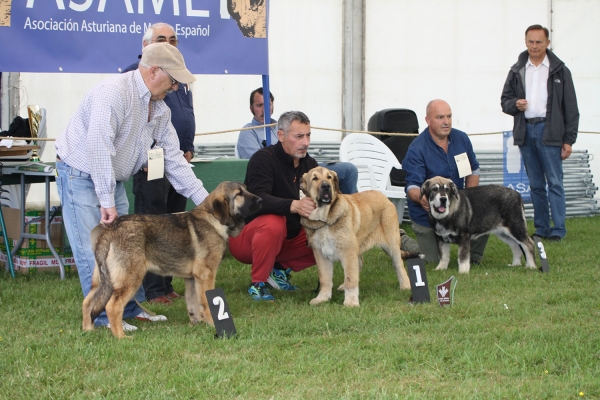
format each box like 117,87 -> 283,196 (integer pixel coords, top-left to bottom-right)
206,288 -> 237,338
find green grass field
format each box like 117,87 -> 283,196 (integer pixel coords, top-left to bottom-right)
1,217 -> 598,399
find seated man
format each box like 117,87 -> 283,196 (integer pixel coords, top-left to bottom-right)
237,87 -> 359,194
229,111 -> 318,301
402,99 -> 488,263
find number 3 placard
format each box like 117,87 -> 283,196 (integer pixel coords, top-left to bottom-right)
205,288 -> 237,338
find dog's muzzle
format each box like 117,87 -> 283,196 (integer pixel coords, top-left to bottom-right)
318,182 -> 332,204
433,196 -> 447,213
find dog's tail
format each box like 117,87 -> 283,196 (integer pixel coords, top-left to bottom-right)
401,250 -> 424,260
88,226 -> 114,321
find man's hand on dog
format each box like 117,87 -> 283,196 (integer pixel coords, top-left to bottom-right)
420,195 -> 430,212
291,197 -> 316,218
408,188 -> 431,212
100,207 -> 118,224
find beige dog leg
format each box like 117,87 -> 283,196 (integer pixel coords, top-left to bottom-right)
523,238 -> 537,269
337,255 -> 362,291
81,293 -> 95,332
184,278 -> 203,324
310,253 -> 334,305
390,252 -> 411,290
196,269 -> 215,326
340,255 -> 361,307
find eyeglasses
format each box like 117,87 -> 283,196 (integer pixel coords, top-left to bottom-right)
152,37 -> 179,46
160,68 -> 179,86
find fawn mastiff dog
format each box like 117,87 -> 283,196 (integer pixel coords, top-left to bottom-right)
299,166 -> 419,307
421,176 -> 536,273
82,181 -> 262,338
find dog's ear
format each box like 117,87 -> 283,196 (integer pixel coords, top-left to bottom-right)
212,196 -> 231,225
299,172 -> 309,195
421,179 -> 431,199
329,170 -> 340,194
450,181 -> 459,198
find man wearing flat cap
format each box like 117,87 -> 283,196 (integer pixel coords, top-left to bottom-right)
55,43 -> 207,332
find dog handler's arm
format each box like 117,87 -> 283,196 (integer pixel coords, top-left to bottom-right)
291,197 -> 316,218
100,206 -> 118,224
408,187 -> 430,212
465,174 -> 480,188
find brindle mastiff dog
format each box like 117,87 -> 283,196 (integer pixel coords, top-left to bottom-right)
82,181 -> 262,339
300,166 -> 418,307
421,176 -> 536,273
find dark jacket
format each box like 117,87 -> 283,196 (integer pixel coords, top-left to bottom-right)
244,141 -> 318,239
501,49 -> 579,147
123,57 -> 196,155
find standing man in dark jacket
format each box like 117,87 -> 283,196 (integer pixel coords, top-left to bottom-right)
123,22 -> 196,304
229,111 -> 318,301
501,24 -> 579,242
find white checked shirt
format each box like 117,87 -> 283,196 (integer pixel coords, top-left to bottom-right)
55,70 -> 208,208
524,54 -> 550,119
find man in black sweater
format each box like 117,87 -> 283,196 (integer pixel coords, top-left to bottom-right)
228,111 -> 318,301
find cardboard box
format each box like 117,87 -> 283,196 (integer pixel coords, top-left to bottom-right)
0,207 -> 63,256
0,206 -> 75,274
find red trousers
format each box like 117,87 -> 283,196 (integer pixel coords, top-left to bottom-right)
228,214 -> 316,283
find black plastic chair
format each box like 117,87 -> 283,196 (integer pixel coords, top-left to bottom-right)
367,109 -> 419,187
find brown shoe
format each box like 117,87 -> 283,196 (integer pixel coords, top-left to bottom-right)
165,291 -> 182,300
147,296 -> 173,305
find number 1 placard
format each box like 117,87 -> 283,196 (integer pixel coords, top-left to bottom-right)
407,258 -> 430,303
205,288 -> 237,338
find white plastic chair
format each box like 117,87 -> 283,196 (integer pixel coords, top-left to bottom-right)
339,133 -> 406,222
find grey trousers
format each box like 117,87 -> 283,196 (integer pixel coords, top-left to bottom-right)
411,222 -> 488,264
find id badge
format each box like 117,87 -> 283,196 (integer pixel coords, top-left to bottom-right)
147,148 -> 165,181
454,152 -> 472,178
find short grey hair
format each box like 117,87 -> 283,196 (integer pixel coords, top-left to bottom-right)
142,22 -> 176,48
277,111 -> 310,135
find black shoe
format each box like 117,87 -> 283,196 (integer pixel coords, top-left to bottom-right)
531,234 -> 546,241
547,235 -> 562,242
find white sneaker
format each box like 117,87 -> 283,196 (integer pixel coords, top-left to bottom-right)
105,321 -> 138,332
134,310 -> 167,322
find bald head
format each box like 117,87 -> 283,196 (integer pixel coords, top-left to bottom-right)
426,99 -> 451,117
425,100 -> 452,140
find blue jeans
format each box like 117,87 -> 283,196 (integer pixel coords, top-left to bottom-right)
55,161 -> 144,326
519,122 -> 566,238
319,162 -> 358,194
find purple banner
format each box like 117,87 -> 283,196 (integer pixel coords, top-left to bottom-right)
0,1 -> 268,75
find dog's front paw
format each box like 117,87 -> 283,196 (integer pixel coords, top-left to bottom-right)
202,314 -> 215,327
309,296 -> 330,306
82,321 -> 94,332
458,263 -> 471,274
337,283 -> 345,291
434,263 -> 448,271
343,298 -> 360,307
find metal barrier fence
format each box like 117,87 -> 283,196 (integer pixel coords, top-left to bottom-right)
476,149 -> 598,219
195,143 -> 599,219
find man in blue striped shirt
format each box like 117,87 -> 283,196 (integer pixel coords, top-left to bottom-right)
55,43 -> 208,332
